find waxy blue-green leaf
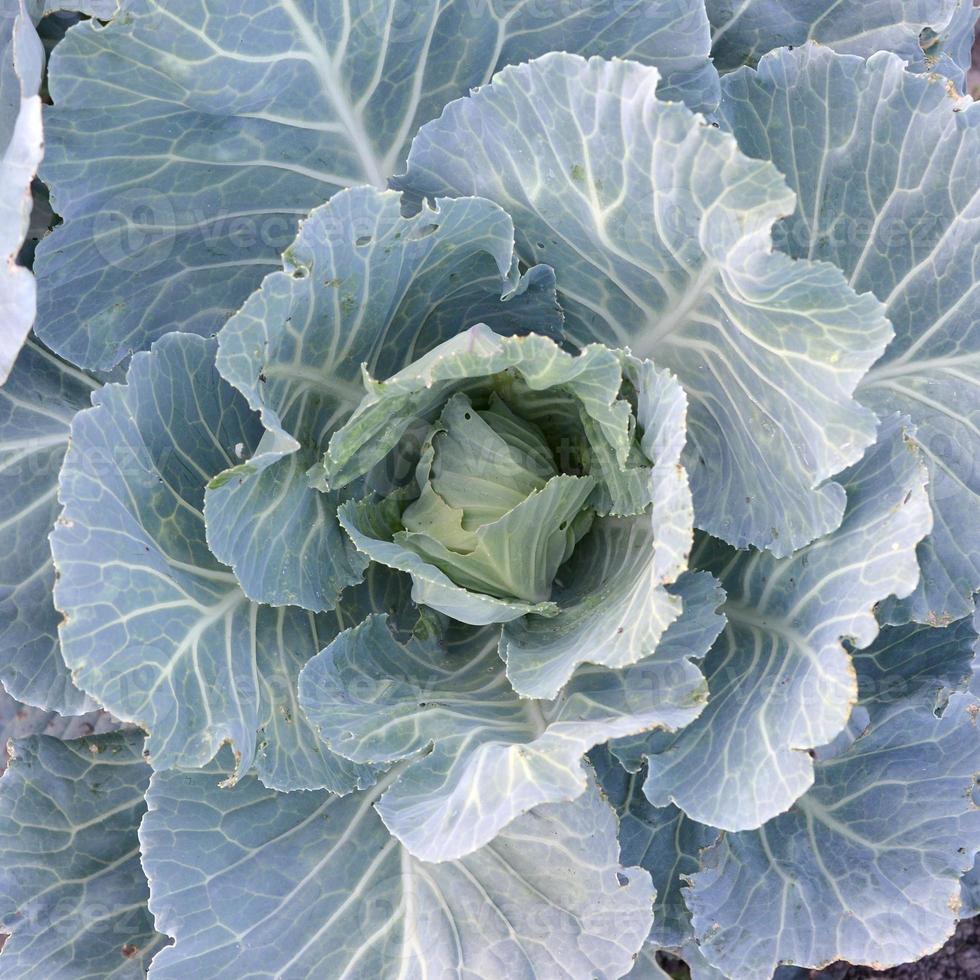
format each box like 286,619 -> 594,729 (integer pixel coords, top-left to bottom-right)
395,53 -> 892,557
500,360 -> 693,698
687,694 -> 980,980
0,0 -> 118,374
812,612 -> 978,767
51,331 -> 376,792
964,611 -> 980,917
624,950 -> 673,980
207,186 -> 560,611
0,683 -> 120,772
32,2 -> 121,15
963,858 -> 980,918
720,45 -> 980,625
141,750 -> 654,979
852,617 -> 977,719
34,0 -> 716,372
0,731 -> 167,978
299,577 -> 717,862
639,414 -> 932,831
593,746 -> 718,954
0,0 -> 43,383
0,339 -> 97,714
706,0 -> 978,88
608,571 -> 728,774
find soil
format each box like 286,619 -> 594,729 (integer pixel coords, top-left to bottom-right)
659,917 -> 980,980
804,916 -> 980,980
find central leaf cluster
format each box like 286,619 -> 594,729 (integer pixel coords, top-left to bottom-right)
324,326 -> 663,625
397,390 -> 596,603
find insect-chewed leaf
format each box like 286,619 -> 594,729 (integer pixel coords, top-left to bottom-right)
395,53 -> 892,556
687,694 -> 980,980
0,731 -> 168,978
706,0 -> 978,87
0,683 -> 122,772
140,751 -> 653,979
721,44 -> 980,625
593,746 -> 718,954
853,616 -> 977,718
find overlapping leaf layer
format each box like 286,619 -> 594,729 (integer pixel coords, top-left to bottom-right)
0,2 -> 977,978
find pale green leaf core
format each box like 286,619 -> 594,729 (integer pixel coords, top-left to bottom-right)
333,327 -> 661,619
396,391 -> 596,603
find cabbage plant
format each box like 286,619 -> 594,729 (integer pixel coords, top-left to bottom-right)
0,1 -> 978,978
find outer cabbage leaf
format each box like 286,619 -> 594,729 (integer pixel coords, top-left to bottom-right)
140,750 -> 654,979
500,360 -> 694,698
0,0 -> 43,383
51,331 -> 376,792
852,617 -> 977,718
0,683 -> 120,772
593,746 -> 718,954
608,571 -> 728,774
624,950 -> 673,980
34,0 -> 716,372
964,856 -> 980,919
706,0 -> 979,88
207,186 -> 560,611
33,2 -> 121,15
0,731 -> 167,978
720,45 -> 980,624
0,339 -> 97,713
808,610 -> 978,766
964,610 -> 980,917
637,414 -> 932,831
687,694 -> 980,979
298,577 -> 718,862
395,53 -> 891,556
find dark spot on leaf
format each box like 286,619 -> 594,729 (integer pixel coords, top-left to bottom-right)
121,945 -> 139,959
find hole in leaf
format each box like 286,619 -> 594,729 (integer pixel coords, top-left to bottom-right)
413,222 -> 440,239
355,235 -> 373,247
